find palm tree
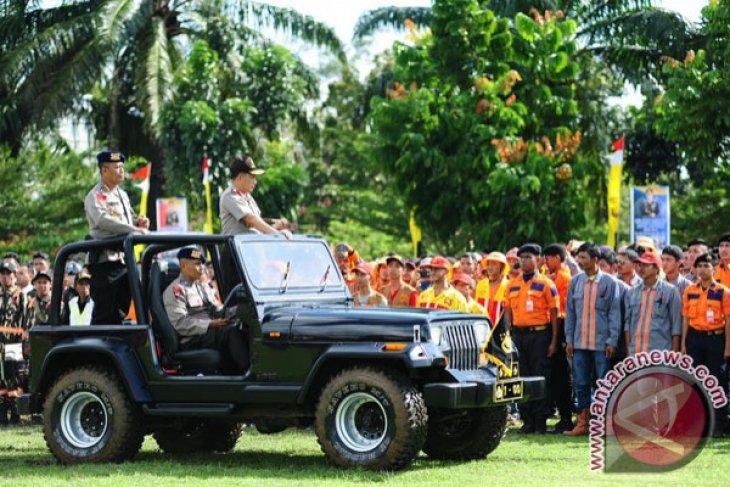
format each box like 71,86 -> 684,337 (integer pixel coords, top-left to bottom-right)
0,0 -> 344,220
353,0 -> 699,84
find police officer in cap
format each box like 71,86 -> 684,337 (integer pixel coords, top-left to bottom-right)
84,150 -> 150,324
163,248 -> 248,373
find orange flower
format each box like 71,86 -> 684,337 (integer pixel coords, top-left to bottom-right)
505,94 -> 517,107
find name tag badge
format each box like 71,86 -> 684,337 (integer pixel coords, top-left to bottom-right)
526,299 -> 534,313
706,309 -> 714,324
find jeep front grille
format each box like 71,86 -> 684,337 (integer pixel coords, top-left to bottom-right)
444,323 -> 480,370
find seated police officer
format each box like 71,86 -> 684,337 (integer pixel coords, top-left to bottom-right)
162,248 -> 248,373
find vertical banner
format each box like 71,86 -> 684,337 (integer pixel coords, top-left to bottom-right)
202,156 -> 214,234
409,208 -> 422,258
607,137 -> 624,248
156,197 -> 188,233
630,185 -> 670,249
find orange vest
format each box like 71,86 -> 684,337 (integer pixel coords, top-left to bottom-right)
505,273 -> 558,326
682,281 -> 730,331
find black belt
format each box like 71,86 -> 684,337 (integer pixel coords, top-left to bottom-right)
689,327 -> 725,336
513,324 -> 550,332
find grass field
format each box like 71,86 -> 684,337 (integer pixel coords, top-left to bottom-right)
0,424 -> 727,487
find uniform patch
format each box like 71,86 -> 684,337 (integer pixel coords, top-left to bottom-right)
530,282 -> 545,292
509,286 -> 520,293
95,191 -> 107,207
687,293 -> 700,300
550,287 -> 558,297
173,283 -> 184,299
708,289 -> 723,301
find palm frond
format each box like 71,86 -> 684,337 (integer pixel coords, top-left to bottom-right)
352,6 -> 432,40
233,0 -> 345,60
138,15 -> 175,135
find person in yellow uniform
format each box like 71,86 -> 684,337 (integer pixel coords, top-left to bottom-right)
417,257 -> 468,312
452,274 -> 485,314
475,252 -> 509,324
380,255 -> 419,307
504,244 -> 559,434
715,233 -> 730,288
681,253 -> 730,437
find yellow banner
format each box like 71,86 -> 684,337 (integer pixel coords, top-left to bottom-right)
409,208 -> 422,258
607,163 -> 622,248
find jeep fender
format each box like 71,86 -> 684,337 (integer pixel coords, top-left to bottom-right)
297,342 -> 444,405
32,337 -> 152,412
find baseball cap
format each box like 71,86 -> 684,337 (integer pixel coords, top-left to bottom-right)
230,156 -> 265,178
354,262 -> 373,275
75,270 -> 92,285
32,270 -> 52,283
425,256 -> 451,270
636,252 -> 662,267
0,261 -> 17,273
385,255 -> 405,267
177,247 -> 206,262
451,273 -> 475,287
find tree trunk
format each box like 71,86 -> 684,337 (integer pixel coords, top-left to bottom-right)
108,65 -> 122,149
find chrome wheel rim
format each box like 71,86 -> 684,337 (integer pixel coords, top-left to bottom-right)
60,391 -> 108,449
334,392 -> 387,452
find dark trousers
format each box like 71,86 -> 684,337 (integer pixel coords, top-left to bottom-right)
686,329 -> 729,432
89,261 -> 131,325
182,325 -> 249,374
551,319 -> 572,421
513,327 -> 552,424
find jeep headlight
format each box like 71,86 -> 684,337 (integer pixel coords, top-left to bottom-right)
429,324 -> 444,346
473,321 -> 489,347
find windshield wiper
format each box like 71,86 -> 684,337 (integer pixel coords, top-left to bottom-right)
318,264 -> 331,293
279,261 -> 292,295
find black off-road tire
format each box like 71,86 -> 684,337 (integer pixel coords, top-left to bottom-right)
423,405 -> 509,460
153,421 -> 242,453
206,422 -> 243,453
42,366 -> 144,464
314,367 -> 428,471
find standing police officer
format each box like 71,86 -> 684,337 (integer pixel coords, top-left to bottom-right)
504,244 -> 559,434
84,150 -> 149,324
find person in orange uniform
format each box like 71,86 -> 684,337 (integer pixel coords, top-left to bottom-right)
504,243 -> 559,434
334,243 -> 359,293
452,274 -> 486,314
380,255 -> 419,307
681,252 -> 730,437
543,243 -> 574,433
417,257 -> 468,312
475,252 -> 509,324
352,262 -> 387,307
715,233 -> 730,289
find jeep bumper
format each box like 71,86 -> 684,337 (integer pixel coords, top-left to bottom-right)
422,369 -> 545,409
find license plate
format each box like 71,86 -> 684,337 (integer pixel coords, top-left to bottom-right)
494,380 -> 523,402
497,362 -> 520,380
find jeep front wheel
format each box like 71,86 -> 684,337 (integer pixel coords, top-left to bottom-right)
423,406 -> 508,460
42,366 -> 143,464
315,367 -> 427,471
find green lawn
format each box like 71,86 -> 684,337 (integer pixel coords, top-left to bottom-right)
0,424 -> 727,486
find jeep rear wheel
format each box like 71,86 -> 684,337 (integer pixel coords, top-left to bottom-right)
315,367 -> 427,471
423,406 -> 508,460
42,366 -> 143,464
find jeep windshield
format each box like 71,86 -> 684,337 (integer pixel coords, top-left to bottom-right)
236,238 -> 342,291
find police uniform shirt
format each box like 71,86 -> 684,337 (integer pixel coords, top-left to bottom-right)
682,281 -> 730,331
417,286 -> 468,312
564,271 -> 621,351
84,182 -> 139,262
624,279 -> 681,354
0,284 -> 26,343
219,184 -> 262,235
163,276 -> 222,343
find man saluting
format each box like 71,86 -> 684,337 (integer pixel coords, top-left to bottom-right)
84,150 -> 149,324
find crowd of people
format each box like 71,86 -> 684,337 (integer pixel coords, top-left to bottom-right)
334,235 -> 730,437
2,149 -> 729,440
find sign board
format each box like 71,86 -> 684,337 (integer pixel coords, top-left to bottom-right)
630,186 -> 670,249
